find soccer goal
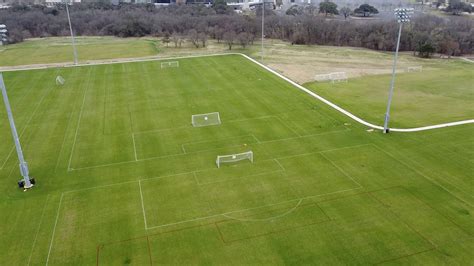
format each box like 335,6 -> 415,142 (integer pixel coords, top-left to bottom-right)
192,112 -> 221,127
161,61 -> 179,68
406,66 -> 423,72
330,72 -> 348,83
314,74 -> 332,82
216,151 -> 253,168
56,76 -> 65,85
315,72 -> 348,83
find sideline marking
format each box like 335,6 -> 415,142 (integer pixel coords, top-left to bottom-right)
27,195 -> 49,266
66,68 -> 94,171
138,180 -> 148,229
46,193 -> 63,266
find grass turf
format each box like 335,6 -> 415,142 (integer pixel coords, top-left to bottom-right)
0,54 -> 472,265
0,37 -> 159,66
304,59 -> 474,128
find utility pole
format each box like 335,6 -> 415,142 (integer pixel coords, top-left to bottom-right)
65,0 -> 78,65
261,0 -> 265,61
0,74 -> 33,189
383,8 -> 413,134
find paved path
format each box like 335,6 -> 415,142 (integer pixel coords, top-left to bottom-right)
1,53 -> 472,133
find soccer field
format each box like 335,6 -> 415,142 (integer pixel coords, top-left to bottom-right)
0,54 -> 472,265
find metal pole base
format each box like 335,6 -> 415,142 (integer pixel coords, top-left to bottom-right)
383,128 -> 390,134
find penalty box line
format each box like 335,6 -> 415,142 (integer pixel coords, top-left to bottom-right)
68,126 -> 351,172
0,69 -> 61,170
145,186 -> 363,230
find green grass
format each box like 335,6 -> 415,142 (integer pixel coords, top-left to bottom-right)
0,37 -> 159,66
0,55 -> 472,265
304,60 -> 474,128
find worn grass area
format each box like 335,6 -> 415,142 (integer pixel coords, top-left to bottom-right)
0,55 -> 472,265
304,59 -> 474,128
0,36 -> 159,66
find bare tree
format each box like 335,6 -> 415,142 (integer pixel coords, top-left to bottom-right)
223,31 -> 236,50
238,32 -> 251,48
187,29 -> 200,48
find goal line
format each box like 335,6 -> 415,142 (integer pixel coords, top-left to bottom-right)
216,151 -> 253,168
161,61 -> 179,68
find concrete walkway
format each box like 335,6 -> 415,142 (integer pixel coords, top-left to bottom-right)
1,53 -> 472,133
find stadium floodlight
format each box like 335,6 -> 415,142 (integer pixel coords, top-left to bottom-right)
192,112 -> 221,127
0,73 -> 34,190
216,151 -> 253,168
383,8 -> 414,134
0,24 -> 7,46
64,0 -> 78,65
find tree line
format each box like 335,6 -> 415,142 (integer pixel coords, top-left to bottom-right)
1,2 -> 472,57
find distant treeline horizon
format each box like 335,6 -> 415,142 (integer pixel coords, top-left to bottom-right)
1,2 -> 472,57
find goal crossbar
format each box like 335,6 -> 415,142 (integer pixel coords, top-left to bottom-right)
315,72 -> 347,83
406,66 -> 423,72
216,151 -> 253,168
192,112 -> 221,127
161,61 -> 179,68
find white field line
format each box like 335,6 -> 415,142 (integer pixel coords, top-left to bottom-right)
274,158 -> 286,171
251,134 -> 261,144
46,193 -> 63,266
27,195 -> 49,266
371,143 -> 473,208
193,172 -> 200,185
239,53 -> 474,132
145,186 -> 362,230
133,115 -> 275,136
222,199 -> 303,222
3,53 -> 472,131
132,133 -> 138,161
54,70 -> 93,173
60,143 -> 370,195
0,53 -> 237,72
181,134 -> 257,152
319,152 -> 363,189
53,105 -> 76,173
69,127 -> 351,172
0,70 -> 58,169
67,69 -> 93,171
274,116 -> 302,137
138,180 -> 148,229
197,169 -> 285,186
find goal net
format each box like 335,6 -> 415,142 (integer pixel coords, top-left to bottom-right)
406,66 -> 422,72
315,74 -> 332,82
315,72 -> 348,83
56,76 -> 65,85
216,151 -> 253,168
330,72 -> 348,83
161,61 -> 179,68
192,112 -> 221,127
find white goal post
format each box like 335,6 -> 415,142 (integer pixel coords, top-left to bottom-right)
329,72 -> 348,83
315,72 -> 348,83
406,66 -> 423,72
56,76 -> 65,85
161,61 -> 179,68
216,151 -> 253,168
192,112 -> 221,127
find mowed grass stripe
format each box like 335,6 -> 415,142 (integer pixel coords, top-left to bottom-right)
0,55 -> 472,265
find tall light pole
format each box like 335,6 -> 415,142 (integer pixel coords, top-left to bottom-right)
0,24 -> 7,46
65,0 -> 78,65
0,74 -> 33,189
383,8 -> 413,134
261,0 -> 265,61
